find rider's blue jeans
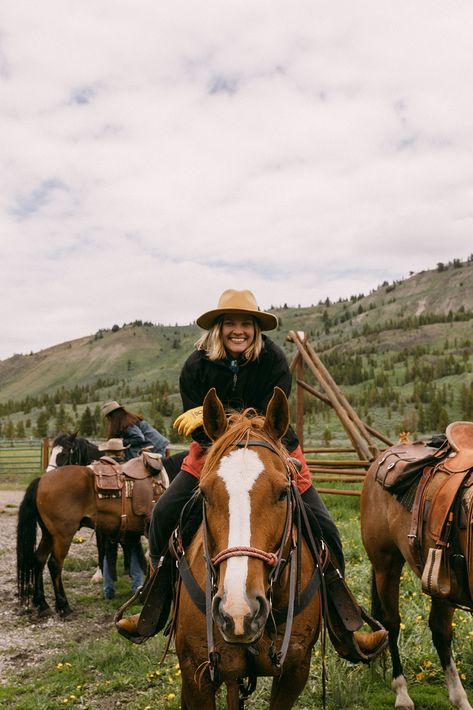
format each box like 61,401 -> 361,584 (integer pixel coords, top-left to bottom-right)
103,544 -> 145,598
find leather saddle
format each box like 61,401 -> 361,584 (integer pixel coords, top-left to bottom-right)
402,422 -> 473,606
443,421 -> 473,473
89,453 -> 169,528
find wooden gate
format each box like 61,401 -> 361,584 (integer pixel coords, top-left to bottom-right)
0,438 -> 49,475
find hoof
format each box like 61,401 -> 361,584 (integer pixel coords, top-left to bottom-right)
58,607 -> 74,620
37,606 -> 53,618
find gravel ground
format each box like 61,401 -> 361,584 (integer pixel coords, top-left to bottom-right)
0,489 -> 114,686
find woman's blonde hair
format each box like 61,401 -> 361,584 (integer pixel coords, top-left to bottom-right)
195,317 -> 263,361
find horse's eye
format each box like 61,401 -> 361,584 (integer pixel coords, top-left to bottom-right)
278,488 -> 288,502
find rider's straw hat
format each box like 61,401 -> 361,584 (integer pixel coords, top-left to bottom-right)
101,401 -> 123,417
98,438 -> 129,452
196,289 -> 278,331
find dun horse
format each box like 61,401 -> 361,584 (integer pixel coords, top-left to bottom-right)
361,431 -> 473,710
16,433 -> 168,617
173,388 -> 322,709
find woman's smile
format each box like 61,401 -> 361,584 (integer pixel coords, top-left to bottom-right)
222,316 -> 255,357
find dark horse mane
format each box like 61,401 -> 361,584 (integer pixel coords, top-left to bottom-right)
52,431 -> 100,467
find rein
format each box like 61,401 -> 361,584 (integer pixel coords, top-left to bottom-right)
176,436 -> 323,703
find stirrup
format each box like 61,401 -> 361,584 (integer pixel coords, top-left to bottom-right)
327,605 -> 388,664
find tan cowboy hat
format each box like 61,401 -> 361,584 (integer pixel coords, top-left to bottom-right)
196,289 -> 278,331
98,438 -> 130,452
101,401 -> 123,417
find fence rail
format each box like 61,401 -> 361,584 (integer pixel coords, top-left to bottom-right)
306,449 -> 373,497
0,439 -> 49,475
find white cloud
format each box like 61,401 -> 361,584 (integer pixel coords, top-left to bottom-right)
0,1 -> 472,358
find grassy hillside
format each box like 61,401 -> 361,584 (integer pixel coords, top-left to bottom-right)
1,258 -> 472,444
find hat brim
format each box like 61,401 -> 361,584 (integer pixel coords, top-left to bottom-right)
98,444 -> 130,451
101,402 -> 123,416
196,308 -> 278,331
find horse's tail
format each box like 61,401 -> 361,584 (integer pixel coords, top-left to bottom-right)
17,477 -> 41,603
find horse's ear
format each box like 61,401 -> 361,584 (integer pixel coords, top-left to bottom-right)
203,388 -> 228,441
264,387 -> 289,441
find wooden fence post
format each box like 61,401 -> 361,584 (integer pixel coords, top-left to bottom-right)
42,437 -> 49,470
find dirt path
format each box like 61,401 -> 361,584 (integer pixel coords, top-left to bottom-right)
0,489 -> 113,686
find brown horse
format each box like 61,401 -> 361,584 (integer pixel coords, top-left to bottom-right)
174,387 -> 322,710
16,455 -> 168,618
361,450 -> 473,710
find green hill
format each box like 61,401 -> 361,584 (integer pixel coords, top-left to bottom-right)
1,257 -> 472,444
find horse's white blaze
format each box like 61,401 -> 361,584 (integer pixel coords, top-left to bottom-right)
445,661 -> 472,710
46,445 -> 63,472
392,675 -> 414,710
217,448 -> 263,631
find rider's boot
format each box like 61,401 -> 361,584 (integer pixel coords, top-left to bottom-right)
115,554 -> 174,643
301,486 -> 388,663
324,559 -> 388,663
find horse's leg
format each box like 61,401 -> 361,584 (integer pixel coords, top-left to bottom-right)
225,681 -> 240,709
179,661 -> 217,710
372,556 -> 414,710
269,660 -> 311,710
32,532 -> 53,616
48,535 -> 75,617
180,679 -> 216,710
429,598 -> 472,710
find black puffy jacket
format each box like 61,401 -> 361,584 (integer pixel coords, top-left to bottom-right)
179,335 -> 298,451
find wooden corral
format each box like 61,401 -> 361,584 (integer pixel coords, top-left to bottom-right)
288,331 -> 393,496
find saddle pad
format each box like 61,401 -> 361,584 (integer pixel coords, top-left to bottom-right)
395,480 -> 419,512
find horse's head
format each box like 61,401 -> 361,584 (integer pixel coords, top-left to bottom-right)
47,432 -> 100,469
200,387 -> 291,644
46,432 -> 75,470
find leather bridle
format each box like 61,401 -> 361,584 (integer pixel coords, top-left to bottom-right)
197,437 -> 319,687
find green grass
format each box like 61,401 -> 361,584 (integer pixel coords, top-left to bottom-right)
2,493 -> 473,709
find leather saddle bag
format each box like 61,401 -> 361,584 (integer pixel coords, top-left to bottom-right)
374,441 -> 446,493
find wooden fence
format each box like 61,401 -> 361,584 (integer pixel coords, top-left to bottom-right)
305,447 -> 371,497
289,330 -> 392,496
0,438 -> 49,475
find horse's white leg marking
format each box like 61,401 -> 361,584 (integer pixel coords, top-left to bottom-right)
392,675 -> 414,710
217,449 -> 263,635
445,661 -> 472,710
46,445 -> 63,471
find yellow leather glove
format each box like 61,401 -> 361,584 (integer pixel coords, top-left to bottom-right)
173,407 -> 204,437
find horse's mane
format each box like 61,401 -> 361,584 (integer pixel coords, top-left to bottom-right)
202,408 -> 288,480
53,432 -> 100,466
52,431 -> 75,448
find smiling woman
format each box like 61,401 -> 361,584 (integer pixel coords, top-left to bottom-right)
116,289 -> 387,664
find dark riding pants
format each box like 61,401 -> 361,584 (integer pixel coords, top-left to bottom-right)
148,470 -> 345,573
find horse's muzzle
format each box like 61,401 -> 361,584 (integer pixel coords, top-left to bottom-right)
212,593 -> 269,643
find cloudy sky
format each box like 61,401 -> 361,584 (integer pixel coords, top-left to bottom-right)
1,2 -> 472,360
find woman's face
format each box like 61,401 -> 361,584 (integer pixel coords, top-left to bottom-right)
221,315 -> 255,357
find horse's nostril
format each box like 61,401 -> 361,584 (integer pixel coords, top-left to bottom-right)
256,595 -> 269,616
212,594 -> 222,618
